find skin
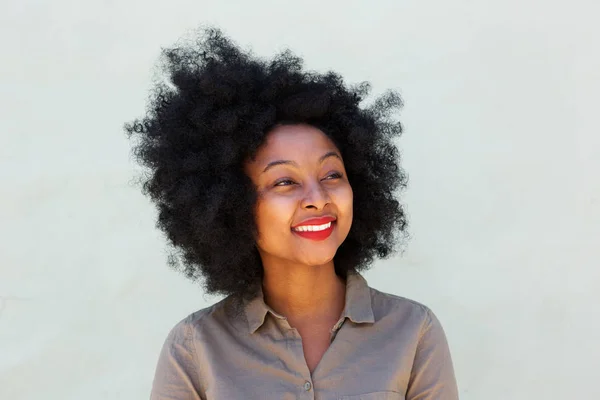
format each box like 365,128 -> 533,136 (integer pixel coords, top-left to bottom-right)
244,123 -> 354,373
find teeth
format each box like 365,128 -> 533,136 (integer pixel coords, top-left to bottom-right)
293,222 -> 332,232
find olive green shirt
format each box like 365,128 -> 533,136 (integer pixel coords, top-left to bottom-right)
150,272 -> 459,399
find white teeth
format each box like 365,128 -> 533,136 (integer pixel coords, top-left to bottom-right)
293,222 -> 332,232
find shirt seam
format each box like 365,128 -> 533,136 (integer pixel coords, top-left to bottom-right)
370,287 -> 432,311
185,316 -> 203,397
417,307 -> 433,344
181,302 -> 226,397
368,287 -> 432,343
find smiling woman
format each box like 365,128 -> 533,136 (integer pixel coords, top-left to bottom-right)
245,124 -> 354,271
124,26 -> 458,400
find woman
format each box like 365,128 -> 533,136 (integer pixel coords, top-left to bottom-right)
125,27 -> 459,400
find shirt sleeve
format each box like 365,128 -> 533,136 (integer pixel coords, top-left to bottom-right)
150,320 -> 204,400
406,308 -> 459,400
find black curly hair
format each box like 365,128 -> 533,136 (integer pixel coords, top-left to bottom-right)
124,27 -> 409,301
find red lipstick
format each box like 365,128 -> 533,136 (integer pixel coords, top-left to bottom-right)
292,216 -> 336,228
291,216 -> 336,241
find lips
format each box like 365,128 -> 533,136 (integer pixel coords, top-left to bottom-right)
291,216 -> 337,241
291,216 -> 336,228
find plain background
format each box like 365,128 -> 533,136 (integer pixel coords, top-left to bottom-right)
1,0 -> 598,399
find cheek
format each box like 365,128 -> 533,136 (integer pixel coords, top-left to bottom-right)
255,193 -> 297,233
334,184 -> 354,216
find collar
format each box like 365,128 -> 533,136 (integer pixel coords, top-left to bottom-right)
244,271 -> 375,334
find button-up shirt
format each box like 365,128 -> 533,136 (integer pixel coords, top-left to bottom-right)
150,272 -> 459,399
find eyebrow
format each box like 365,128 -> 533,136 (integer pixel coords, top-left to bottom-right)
261,151 -> 342,174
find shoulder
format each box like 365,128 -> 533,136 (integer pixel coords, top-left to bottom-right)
163,296 -> 235,344
368,286 -> 440,335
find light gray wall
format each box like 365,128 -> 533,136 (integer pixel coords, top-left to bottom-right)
1,1 -> 598,399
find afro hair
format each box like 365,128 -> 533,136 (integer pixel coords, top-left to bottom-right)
124,27 -> 409,301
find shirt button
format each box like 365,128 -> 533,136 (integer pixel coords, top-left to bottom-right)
303,381 -> 312,391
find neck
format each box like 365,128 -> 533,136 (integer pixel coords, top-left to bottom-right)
261,260 -> 346,325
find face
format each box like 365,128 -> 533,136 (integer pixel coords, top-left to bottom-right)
244,124 -> 353,269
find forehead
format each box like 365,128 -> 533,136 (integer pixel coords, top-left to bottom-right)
254,124 -> 339,161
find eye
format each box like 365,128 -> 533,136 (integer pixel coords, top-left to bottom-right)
324,172 -> 343,180
274,179 -> 296,187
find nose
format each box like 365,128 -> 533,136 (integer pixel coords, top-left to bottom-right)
300,179 -> 331,210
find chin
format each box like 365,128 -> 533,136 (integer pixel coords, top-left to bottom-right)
298,250 -> 338,267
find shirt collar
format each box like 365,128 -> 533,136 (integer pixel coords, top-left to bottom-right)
244,286 -> 286,334
340,271 -> 375,324
244,271 -> 374,334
